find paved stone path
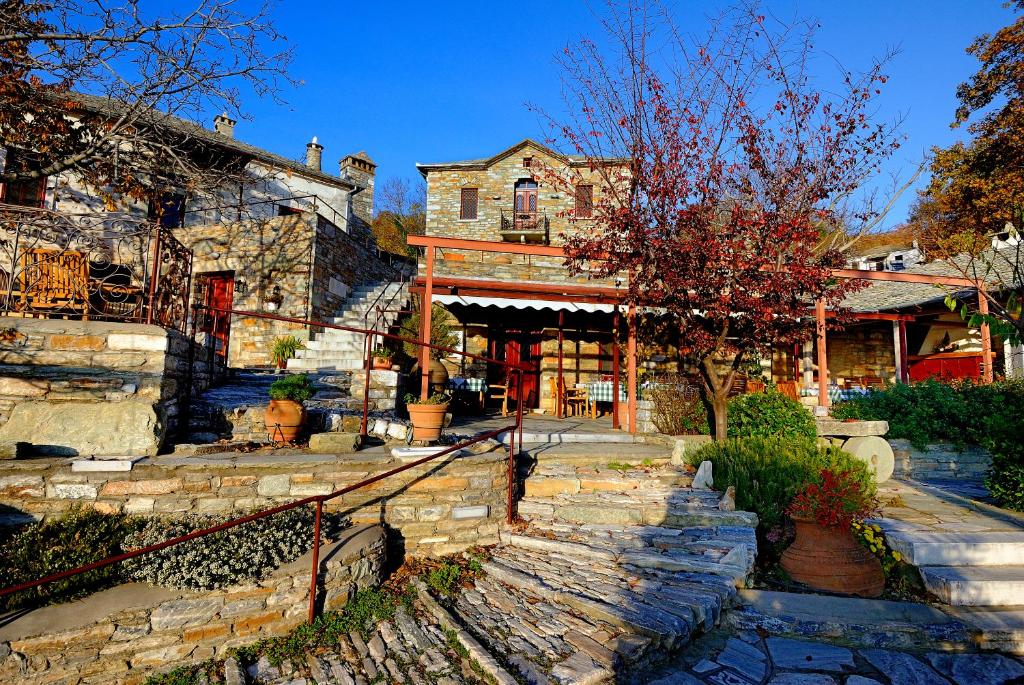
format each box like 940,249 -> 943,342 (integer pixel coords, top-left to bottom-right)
645,630 -> 1024,685
251,600 -> 492,685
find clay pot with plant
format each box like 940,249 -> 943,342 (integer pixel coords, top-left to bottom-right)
398,304 -> 459,394
269,335 -> 304,370
371,343 -> 393,370
405,392 -> 450,443
781,468 -> 884,597
264,374 -> 315,443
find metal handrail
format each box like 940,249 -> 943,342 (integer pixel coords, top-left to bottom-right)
0,305 -> 527,624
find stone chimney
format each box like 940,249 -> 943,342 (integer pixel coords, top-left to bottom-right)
213,112 -> 236,138
305,136 -> 324,171
340,151 -> 376,238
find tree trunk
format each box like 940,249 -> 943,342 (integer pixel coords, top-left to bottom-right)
710,389 -> 729,441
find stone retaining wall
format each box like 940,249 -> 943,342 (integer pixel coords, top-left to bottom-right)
0,318 -> 221,456
0,524 -> 386,685
890,440 -> 993,481
0,449 -> 508,556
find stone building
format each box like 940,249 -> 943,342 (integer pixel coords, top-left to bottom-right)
1,96 -> 404,368
413,139 -> 649,418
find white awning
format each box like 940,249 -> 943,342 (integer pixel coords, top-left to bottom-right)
432,293 -> 615,314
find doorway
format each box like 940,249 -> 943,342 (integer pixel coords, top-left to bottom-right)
489,326 -> 542,409
513,179 -> 539,229
195,271 -> 234,362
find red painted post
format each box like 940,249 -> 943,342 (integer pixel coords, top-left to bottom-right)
898,319 -> 909,384
360,330 -> 374,438
612,307 -> 620,429
307,500 -> 323,624
556,310 -> 565,419
420,246 -> 435,400
979,289 -> 994,384
815,298 -> 829,409
627,304 -> 637,434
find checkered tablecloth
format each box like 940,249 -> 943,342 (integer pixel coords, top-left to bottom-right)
800,385 -> 872,402
577,381 -> 654,403
449,377 -> 488,393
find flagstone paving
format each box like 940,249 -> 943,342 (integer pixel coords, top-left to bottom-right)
645,631 -> 1024,685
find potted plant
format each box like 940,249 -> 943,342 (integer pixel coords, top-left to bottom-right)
269,335 -> 304,370
781,468 -> 884,597
371,343 -> 393,370
399,304 -> 459,394
405,392 -> 450,443
264,374 -> 315,443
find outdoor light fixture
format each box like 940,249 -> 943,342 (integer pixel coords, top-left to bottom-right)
264,284 -> 283,312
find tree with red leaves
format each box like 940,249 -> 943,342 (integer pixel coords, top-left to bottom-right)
539,2 -> 905,439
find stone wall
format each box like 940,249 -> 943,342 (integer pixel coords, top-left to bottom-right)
423,141 -> 623,287
0,450 -> 508,557
826,323 -> 897,384
0,318 -> 219,456
350,370 -> 402,413
0,524 -> 385,685
309,219 -> 401,323
890,439 -> 993,481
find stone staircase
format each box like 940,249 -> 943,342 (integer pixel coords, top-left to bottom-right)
288,280 -> 409,372
445,449 -> 759,684
886,530 -> 1024,606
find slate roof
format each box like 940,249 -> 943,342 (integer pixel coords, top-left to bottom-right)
416,138 -> 626,175
70,93 -> 360,191
842,243 -> 1022,313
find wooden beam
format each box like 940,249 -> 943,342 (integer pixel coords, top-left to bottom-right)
979,289 -> 994,384
408,234 -> 566,258
612,307 -> 620,429
420,246 -> 435,401
627,304 -> 638,434
898,319 -> 909,384
411,277 -> 624,303
815,298 -> 829,410
557,310 -> 565,419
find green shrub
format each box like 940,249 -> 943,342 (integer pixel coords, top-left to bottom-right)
268,336 -> 304,367
398,304 -> 458,360
268,373 -> 315,403
832,379 -> 1024,511
727,390 -> 815,439
0,508 -> 141,612
689,436 -> 875,532
123,508 -> 340,591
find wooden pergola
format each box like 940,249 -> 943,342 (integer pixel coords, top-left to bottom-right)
408,235 -> 993,431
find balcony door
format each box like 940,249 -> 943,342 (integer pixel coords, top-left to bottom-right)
513,179 -> 538,229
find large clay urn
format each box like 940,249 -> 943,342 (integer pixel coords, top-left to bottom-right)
410,358 -> 450,395
781,517 -> 885,597
264,400 -> 306,443
407,402 -> 449,443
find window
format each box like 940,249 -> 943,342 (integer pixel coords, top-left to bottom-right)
148,192 -> 185,228
575,184 -> 593,218
460,188 -> 478,220
522,157 -> 533,168
0,149 -> 47,208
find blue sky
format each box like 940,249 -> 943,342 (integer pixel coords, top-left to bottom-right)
231,0 -> 1014,230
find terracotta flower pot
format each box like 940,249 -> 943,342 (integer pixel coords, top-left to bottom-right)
410,358 -> 450,395
372,357 -> 392,370
407,403 -> 449,443
781,517 -> 885,597
265,399 -> 306,443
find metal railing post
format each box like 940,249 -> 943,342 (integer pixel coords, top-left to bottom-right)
308,500 -> 323,623
145,228 -> 162,324
360,329 -> 374,438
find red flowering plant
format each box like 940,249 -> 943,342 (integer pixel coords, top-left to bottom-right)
786,469 -> 879,529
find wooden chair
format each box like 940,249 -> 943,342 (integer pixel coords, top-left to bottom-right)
17,248 -> 90,319
862,375 -> 886,390
487,381 -> 512,417
746,380 -> 766,394
777,380 -> 800,401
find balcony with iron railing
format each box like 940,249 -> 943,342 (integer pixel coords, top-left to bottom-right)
500,208 -> 549,244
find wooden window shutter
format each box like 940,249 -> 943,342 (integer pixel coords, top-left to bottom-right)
460,188 -> 478,220
575,184 -> 593,218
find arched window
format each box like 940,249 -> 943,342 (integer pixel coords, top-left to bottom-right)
514,179 -> 538,214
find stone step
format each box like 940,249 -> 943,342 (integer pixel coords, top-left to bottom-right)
302,339 -> 367,352
286,358 -> 364,371
949,606 -> 1024,655
920,565 -> 1024,606
500,430 -> 641,445
522,465 -> 694,498
518,491 -> 758,530
886,531 -> 1024,567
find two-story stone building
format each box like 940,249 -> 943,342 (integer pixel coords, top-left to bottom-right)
412,139 -> 653,424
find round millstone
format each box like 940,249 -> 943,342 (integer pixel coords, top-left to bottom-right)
842,436 -> 895,482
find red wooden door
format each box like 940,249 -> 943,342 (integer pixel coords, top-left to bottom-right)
514,181 -> 538,229
197,273 -> 234,360
490,329 -> 541,408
